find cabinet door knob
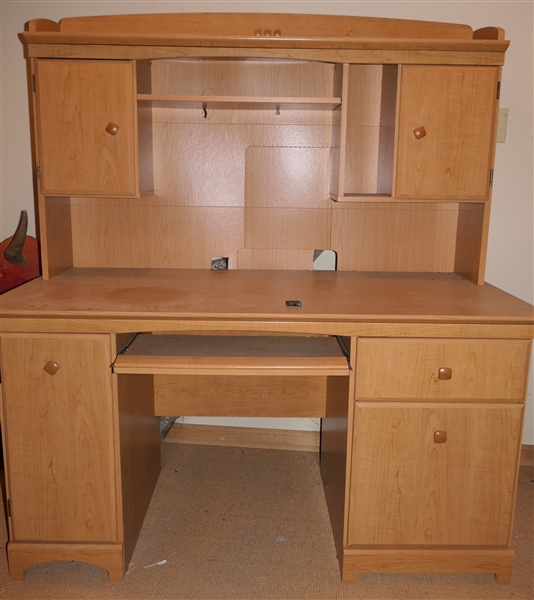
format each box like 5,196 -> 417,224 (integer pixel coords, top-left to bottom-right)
438,367 -> 452,380
434,430 -> 447,444
413,126 -> 427,139
44,360 -> 60,376
106,122 -> 119,135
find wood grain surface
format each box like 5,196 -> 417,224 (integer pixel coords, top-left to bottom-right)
1,269 -> 532,324
114,334 -> 349,375
35,60 -> 138,196
356,338 -> 531,400
0,334 -> 117,543
348,402 -> 523,546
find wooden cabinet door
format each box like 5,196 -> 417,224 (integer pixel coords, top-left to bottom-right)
35,59 -> 138,196
395,66 -> 499,200
0,334 -> 118,542
348,402 -> 522,546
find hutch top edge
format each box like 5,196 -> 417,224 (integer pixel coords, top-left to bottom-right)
21,13 -> 508,54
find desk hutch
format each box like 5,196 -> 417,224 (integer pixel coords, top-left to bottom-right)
1,12 -> 533,584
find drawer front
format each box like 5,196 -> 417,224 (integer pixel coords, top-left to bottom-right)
356,339 -> 531,401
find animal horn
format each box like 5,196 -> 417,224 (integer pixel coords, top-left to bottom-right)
4,210 -> 28,266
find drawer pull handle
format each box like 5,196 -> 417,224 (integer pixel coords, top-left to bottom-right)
106,122 -> 119,135
438,367 -> 452,380
44,360 -> 60,376
434,430 -> 447,444
413,126 -> 427,139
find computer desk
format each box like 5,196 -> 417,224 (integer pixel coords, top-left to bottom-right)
1,267 -> 532,582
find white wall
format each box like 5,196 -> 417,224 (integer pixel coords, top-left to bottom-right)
2,1 -> 532,441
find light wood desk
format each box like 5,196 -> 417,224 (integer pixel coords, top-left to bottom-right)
1,10 -> 533,585
1,269 -> 532,581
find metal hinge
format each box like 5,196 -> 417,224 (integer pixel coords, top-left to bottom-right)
7,499 -> 11,518
496,82 -> 501,100
37,162 -> 41,180
32,74 -> 36,93
489,169 -> 494,187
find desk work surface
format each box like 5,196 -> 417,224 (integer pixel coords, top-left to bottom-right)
1,268 -> 533,325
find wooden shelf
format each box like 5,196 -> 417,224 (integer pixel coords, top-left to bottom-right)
113,334 -> 350,376
330,194 -> 488,203
331,194 -> 393,202
138,93 -> 341,110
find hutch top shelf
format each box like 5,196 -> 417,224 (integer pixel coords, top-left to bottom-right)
22,13 -> 508,61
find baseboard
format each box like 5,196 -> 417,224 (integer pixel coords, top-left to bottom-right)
164,423 -> 320,452
165,428 -> 533,461
341,546 -> 515,583
521,444 -> 533,466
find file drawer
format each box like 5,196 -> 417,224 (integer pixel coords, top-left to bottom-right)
355,338 -> 531,401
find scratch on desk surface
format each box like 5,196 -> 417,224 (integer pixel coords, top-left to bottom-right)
144,559 -> 167,569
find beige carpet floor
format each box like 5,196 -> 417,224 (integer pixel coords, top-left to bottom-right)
1,443 -> 532,600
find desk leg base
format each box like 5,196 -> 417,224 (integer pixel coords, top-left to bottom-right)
341,546 -> 515,583
7,542 -> 125,581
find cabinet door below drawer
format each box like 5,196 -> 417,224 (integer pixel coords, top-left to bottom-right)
348,403 -> 523,546
1,334 -> 118,543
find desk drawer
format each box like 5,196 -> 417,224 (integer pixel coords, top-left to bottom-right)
355,338 -> 530,401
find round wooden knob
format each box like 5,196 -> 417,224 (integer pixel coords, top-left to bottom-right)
106,122 -> 119,135
438,367 -> 452,380
44,360 -> 60,376
434,430 -> 447,444
413,126 -> 427,139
